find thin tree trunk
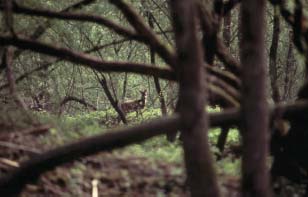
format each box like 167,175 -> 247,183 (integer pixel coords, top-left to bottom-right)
283,30 -> 295,101
122,72 -> 128,100
269,7 -> 281,103
223,11 -> 231,48
148,14 -> 167,116
216,127 -> 229,153
216,6 -> 232,154
4,47 -> 28,110
98,74 -> 127,124
237,5 -> 242,60
171,0 -> 220,196
240,0 -> 271,196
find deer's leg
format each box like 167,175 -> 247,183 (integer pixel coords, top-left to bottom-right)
140,110 -> 144,118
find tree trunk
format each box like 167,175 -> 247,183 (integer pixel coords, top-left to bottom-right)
223,11 -> 231,48
283,30 -> 295,101
216,6 -> 232,155
269,7 -> 281,103
122,72 -> 128,100
240,0 -> 271,196
148,14 -> 167,116
171,0 -> 220,196
99,75 -> 127,124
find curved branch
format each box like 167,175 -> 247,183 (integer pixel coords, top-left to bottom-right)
0,39 -> 133,91
0,115 -> 180,196
208,83 -> 240,107
59,96 -> 97,114
206,65 -> 241,89
0,35 -> 176,81
216,39 -> 241,75
208,75 -> 240,106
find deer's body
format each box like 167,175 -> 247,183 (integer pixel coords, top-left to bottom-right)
119,90 -> 147,116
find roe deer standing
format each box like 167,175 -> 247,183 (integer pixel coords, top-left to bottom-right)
119,90 -> 147,117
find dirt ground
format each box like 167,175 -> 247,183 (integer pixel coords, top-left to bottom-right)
0,130 -> 241,197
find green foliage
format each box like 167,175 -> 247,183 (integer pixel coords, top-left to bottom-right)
36,107 -> 241,175
217,157 -> 241,176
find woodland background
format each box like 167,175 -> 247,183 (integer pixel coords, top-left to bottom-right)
0,0 -> 308,196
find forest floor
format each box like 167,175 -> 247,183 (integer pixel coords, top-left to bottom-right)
0,127 -> 240,197
0,120 -> 305,197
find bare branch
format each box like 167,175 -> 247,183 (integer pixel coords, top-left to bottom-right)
109,0 -> 176,69
4,2 -> 176,69
0,115 -> 180,196
59,96 -> 97,113
4,2 -> 139,40
13,0 -> 98,59
0,35 -> 176,81
209,100 -> 308,128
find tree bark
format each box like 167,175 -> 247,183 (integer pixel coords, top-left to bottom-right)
99,75 -> 127,124
269,7 -> 281,103
216,6 -> 232,154
148,14 -> 167,116
171,0 -> 220,196
240,0 -> 271,196
283,30 -> 295,101
223,10 -> 231,48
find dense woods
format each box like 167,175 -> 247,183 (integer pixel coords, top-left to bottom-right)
1,0 -> 308,196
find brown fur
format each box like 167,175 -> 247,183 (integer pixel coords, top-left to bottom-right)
119,90 -> 147,116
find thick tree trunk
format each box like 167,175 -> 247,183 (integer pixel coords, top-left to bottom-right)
269,7 -> 281,103
171,0 -> 220,196
240,0 -> 271,196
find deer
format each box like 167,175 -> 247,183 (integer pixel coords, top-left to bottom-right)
119,90 -> 147,117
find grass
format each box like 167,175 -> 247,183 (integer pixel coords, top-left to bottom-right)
36,107 -> 241,175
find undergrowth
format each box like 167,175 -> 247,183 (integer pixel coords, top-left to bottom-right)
36,107 -> 241,176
